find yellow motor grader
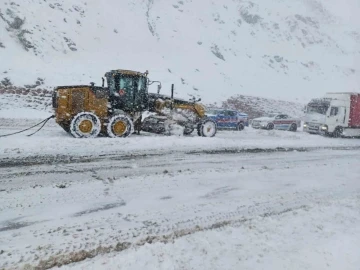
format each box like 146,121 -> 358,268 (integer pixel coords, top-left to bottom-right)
52,69 -> 217,138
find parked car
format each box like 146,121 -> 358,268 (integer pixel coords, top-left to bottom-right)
251,113 -> 301,131
206,109 -> 248,131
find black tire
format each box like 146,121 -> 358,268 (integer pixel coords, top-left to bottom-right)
133,115 -> 142,135
289,123 -> 297,132
197,124 -> 202,136
267,123 -> 274,130
70,112 -> 101,138
333,127 -> 343,138
237,122 -> 245,131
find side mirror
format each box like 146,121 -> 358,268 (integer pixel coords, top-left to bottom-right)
198,98 -> 201,102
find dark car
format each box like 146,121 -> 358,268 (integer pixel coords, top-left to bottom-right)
206,109 -> 248,131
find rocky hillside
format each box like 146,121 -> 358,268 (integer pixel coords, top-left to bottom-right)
218,94 -> 304,119
0,0 -> 359,105
0,86 -> 304,120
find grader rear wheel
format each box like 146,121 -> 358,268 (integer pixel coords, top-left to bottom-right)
107,115 -> 134,138
70,112 -> 101,138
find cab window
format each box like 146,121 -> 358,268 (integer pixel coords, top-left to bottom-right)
225,111 -> 236,117
330,107 -> 338,116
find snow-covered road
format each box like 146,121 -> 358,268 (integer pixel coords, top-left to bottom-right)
1,117 -> 360,160
1,142 -> 360,269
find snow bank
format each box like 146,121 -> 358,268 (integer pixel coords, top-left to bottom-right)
0,108 -> 51,119
61,194 -> 360,270
1,125 -> 360,159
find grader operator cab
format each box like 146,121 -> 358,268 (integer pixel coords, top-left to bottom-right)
52,69 -> 217,138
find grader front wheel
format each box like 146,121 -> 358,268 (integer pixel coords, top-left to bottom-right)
197,119 -> 217,137
107,115 -> 134,138
70,112 -> 101,138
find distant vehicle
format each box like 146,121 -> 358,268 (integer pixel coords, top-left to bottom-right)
251,113 -> 300,131
303,92 -> 360,137
206,109 -> 248,131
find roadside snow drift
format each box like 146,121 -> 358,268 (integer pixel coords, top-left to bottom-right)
1,120 -> 360,160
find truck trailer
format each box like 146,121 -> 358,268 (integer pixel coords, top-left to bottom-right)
303,92 -> 360,137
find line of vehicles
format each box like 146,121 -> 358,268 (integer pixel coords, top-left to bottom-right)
206,109 -> 301,132
207,92 -> 360,138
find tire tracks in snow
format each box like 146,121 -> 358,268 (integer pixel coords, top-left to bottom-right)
6,186 -> 358,270
1,150 -> 360,269
1,148 -> 359,184
1,145 -> 360,169
25,191 -> 359,270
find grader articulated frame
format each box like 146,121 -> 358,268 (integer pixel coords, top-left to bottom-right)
52,69 -> 217,138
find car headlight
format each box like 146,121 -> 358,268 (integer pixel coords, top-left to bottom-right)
303,123 -> 307,128
321,125 -> 328,130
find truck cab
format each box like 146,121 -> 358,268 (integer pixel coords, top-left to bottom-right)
304,93 -> 360,137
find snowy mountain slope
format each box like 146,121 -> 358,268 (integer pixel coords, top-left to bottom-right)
0,0 -> 359,103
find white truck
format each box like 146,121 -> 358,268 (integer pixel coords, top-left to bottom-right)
303,92 -> 360,137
